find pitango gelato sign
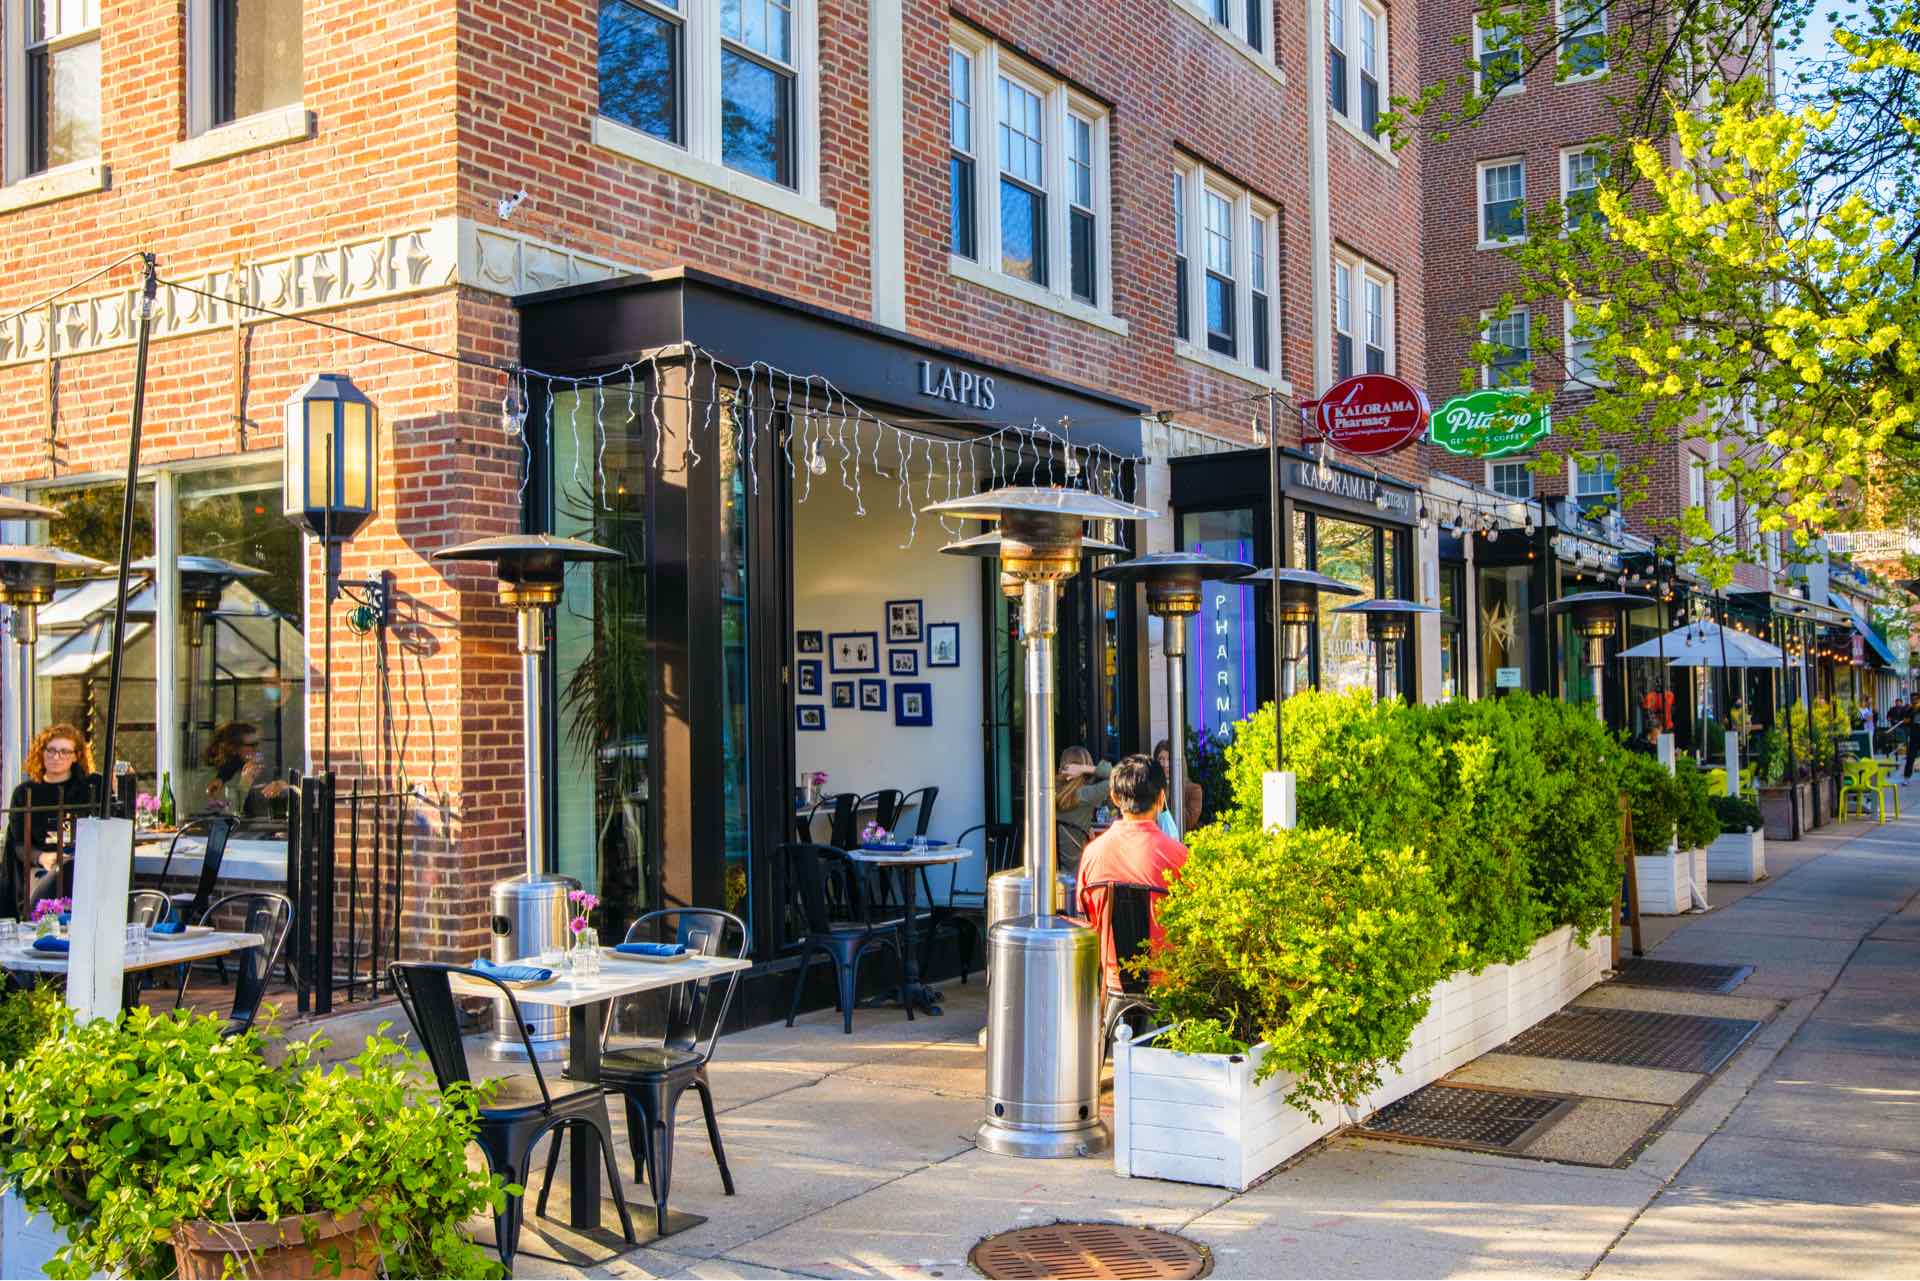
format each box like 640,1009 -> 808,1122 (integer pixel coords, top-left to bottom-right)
1430,390 -> 1550,458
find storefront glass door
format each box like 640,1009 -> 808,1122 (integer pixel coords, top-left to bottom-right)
1314,517 -> 1379,696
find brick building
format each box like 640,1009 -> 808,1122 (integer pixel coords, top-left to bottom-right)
0,0 -> 1434,1011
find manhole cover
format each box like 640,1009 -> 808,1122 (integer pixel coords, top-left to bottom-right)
1611,959 -> 1754,993
970,1223 -> 1210,1280
1504,1006 -> 1759,1074
1359,1084 -> 1572,1152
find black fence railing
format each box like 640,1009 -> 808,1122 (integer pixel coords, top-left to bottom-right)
286,771 -> 420,1016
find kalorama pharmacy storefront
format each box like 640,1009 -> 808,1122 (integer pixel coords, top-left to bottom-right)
515,268 -> 1154,1024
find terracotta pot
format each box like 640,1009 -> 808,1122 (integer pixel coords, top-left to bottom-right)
172,1207 -> 381,1280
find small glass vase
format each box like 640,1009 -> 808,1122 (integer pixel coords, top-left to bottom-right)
570,929 -> 601,976
35,915 -> 57,940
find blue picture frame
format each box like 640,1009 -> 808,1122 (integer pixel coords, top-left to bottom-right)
859,678 -> 887,711
796,659 -> 822,695
796,704 -> 826,732
894,682 -> 932,727
831,680 -> 855,708
885,599 -> 923,643
829,631 -> 880,673
888,648 -> 919,676
926,621 -> 961,668
796,629 -> 824,654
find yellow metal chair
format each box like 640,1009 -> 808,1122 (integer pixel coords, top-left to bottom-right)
1738,764 -> 1758,803
1867,758 -> 1902,823
1706,768 -> 1728,797
1839,758 -> 1876,820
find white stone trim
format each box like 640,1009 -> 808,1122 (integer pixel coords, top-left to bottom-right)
1165,0 -> 1286,89
868,0 -> 906,326
0,159 -> 109,214
172,102 -> 315,169
948,253 -> 1128,336
590,114 -> 838,232
1174,339 -> 1292,392
1331,111 -> 1398,165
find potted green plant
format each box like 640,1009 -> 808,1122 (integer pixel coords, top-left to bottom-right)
0,986 -> 70,1277
0,1007 -> 509,1280
1705,793 -> 1767,882
1620,751 -> 1690,914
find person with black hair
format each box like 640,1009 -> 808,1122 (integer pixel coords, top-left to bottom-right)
1075,754 -> 1189,994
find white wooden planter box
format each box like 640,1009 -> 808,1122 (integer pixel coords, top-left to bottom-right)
1113,924 -> 1612,1190
1634,851 -> 1689,915
2,1188 -> 66,1279
1690,847 -> 1710,907
1706,829 -> 1765,882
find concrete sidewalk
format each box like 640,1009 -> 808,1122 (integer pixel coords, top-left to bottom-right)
514,803 -> 1920,1281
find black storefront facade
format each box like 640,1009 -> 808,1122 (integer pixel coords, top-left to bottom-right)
513,268 -> 1150,1022
1169,449 -> 1420,727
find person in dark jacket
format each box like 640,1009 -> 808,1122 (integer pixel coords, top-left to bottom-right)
5,723 -> 105,917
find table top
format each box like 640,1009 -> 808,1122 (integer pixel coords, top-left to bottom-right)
132,834 -> 288,883
1,929 -> 265,975
844,844 -> 969,867
449,954 -> 752,1009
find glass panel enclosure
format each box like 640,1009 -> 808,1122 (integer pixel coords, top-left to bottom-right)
1180,508 -> 1257,737
1314,517 -> 1376,695
1478,564 -> 1531,698
719,400 -> 752,920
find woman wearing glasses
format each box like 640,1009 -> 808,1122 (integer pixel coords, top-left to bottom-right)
204,721 -> 289,820
4,724 -> 105,916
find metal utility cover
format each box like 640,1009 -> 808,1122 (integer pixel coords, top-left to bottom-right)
1359,1084 -> 1573,1152
970,1223 -> 1211,1280
1503,1006 -> 1760,1075
1610,959 -> 1755,994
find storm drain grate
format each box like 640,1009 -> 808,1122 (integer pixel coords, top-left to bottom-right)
1358,1084 -> 1572,1152
970,1223 -> 1210,1280
1610,959 -> 1755,993
1504,1006 -> 1759,1074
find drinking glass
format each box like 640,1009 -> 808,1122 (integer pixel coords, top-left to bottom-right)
538,945 -> 566,974
126,922 -> 146,959
0,919 -> 16,948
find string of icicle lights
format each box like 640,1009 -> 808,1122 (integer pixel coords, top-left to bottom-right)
503,343 -> 1148,550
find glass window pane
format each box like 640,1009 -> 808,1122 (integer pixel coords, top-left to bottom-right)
720,403 -> 752,923
1070,208 -> 1095,304
1252,292 -> 1270,370
1314,518 -> 1377,695
1359,7 -> 1377,72
228,0 -> 303,121
1328,46 -> 1347,113
1068,116 -> 1093,209
999,178 -> 1046,283
600,0 -> 681,143
950,155 -> 976,257
997,77 -> 1043,185
1205,273 -> 1235,356
1171,173 -> 1186,253
40,37 -> 100,168
948,48 -> 972,151
1334,262 -> 1352,332
1204,190 -> 1232,275
1250,215 -> 1267,289
721,49 -> 793,186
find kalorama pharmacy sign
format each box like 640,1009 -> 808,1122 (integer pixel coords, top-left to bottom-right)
1429,389 -> 1551,459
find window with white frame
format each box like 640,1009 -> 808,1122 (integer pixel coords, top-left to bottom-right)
1574,452 -> 1617,511
1333,259 -> 1354,379
1334,250 -> 1394,375
1482,309 -> 1530,386
1473,8 -> 1523,95
1559,0 -> 1606,77
1328,0 -> 1388,139
1490,460 -> 1535,498
948,32 -> 1112,316
1562,146 -> 1607,231
8,0 -> 101,181
188,0 -> 303,135
1563,300 -> 1602,388
1479,158 -> 1525,244
1688,453 -> 1708,511
1364,273 -> 1389,372
597,0 -> 816,194
1173,163 -> 1280,378
1196,0 -> 1268,53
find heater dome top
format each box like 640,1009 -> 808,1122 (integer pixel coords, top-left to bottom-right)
1244,567 -> 1367,596
922,485 -> 1155,524
940,530 -> 1129,559
433,533 -> 621,575
1333,597 -> 1442,617
130,554 -> 267,579
0,495 -> 64,521
1535,590 -> 1653,613
0,544 -> 109,571
1095,551 -> 1257,585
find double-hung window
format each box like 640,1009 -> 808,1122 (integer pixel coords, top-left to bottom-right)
1364,275 -> 1388,372
1327,0 -> 1348,115
1482,309 -> 1531,386
1490,460 -> 1534,499
1335,250 -> 1394,376
1473,9 -> 1523,96
1479,158 -> 1525,244
1173,161 -> 1279,380
1574,452 -> 1617,513
1328,0 -> 1387,141
1559,0 -> 1606,77
12,0 -> 100,180
187,0 -> 303,135
949,32 -> 1113,322
1333,260 -> 1355,380
1563,300 -> 1602,389
1356,3 -> 1382,135
1196,0 -> 1267,52
596,0 -> 821,207
1562,146 -> 1606,232
1688,454 -> 1708,512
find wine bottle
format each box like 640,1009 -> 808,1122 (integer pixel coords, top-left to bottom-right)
158,773 -> 176,827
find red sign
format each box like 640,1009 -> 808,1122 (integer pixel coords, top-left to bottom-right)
1302,374 -> 1431,456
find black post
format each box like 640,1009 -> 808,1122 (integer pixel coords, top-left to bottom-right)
1268,391 -> 1284,769
97,256 -> 159,815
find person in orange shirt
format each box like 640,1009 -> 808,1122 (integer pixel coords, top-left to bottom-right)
1075,754 -> 1189,994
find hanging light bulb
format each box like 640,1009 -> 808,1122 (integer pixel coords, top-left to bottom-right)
807,440 -> 828,476
1488,526 -> 1500,543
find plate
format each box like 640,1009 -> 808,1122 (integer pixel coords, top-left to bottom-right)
603,947 -> 690,964
494,975 -> 556,989
152,925 -> 215,939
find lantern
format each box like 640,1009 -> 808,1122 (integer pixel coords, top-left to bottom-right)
284,374 -> 377,541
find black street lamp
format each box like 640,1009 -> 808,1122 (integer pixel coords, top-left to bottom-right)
284,374 -> 377,545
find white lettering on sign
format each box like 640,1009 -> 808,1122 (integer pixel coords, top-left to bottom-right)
917,359 -> 996,410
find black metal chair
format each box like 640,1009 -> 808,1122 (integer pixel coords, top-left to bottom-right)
127,889 -> 174,929
1082,881 -> 1166,1055
547,909 -> 748,1236
180,891 -> 294,1035
155,815 -> 238,925
898,785 -> 939,839
390,962 -> 635,1272
782,842 -> 904,1034
947,823 -> 1017,913
806,792 -> 860,851
1057,820 -> 1091,874
859,788 -> 905,835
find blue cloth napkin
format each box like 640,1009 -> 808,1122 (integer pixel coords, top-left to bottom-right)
615,942 -> 686,958
863,842 -> 913,853
150,919 -> 184,935
473,956 -> 553,982
31,936 -> 69,954
58,912 -> 70,925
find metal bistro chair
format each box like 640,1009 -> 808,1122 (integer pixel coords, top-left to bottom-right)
127,889 -> 174,929
782,842 -> 905,1034
177,891 -> 294,1035
1082,880 -> 1167,1057
155,815 -> 238,925
807,792 -> 861,852
390,962 -> 635,1272
948,823 -> 1017,913
546,909 -> 749,1237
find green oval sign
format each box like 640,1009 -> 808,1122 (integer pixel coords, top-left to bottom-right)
1430,390 -> 1550,458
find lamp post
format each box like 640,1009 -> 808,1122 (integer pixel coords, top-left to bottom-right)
1096,552 -> 1255,838
1332,597 -> 1440,700
925,486 -> 1152,1160
1540,591 -> 1650,721
1242,566 -> 1362,830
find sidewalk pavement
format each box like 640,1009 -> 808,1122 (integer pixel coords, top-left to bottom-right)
505,801 -> 1920,1281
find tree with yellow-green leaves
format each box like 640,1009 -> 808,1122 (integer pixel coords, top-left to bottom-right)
1397,0 -> 1920,587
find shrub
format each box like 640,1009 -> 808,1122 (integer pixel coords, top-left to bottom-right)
1753,727 -> 1791,785
1619,751 -> 1683,854
0,1007 -> 509,1280
1710,793 -> 1764,833
1221,689 -> 1432,841
0,985 -> 65,1069
1505,695 -> 1624,942
1147,824 -> 1462,1117
1674,764 -> 1723,849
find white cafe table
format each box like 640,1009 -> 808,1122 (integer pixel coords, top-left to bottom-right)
449,954 -> 751,1244
1,929 -> 265,977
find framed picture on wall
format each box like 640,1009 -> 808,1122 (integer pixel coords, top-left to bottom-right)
796,704 -> 826,732
796,660 -> 822,696
885,599 -> 923,643
831,681 -> 855,708
859,678 -> 887,711
829,632 -> 879,673
926,622 -> 960,668
894,682 -> 932,727
889,648 -> 918,676
796,630 -> 824,654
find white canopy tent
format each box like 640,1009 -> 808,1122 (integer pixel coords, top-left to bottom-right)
1617,622 -> 1786,668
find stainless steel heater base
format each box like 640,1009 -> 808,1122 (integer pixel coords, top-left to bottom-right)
977,914 -> 1110,1160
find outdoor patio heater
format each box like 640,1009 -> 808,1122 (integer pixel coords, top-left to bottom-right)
1333,597 -> 1440,698
0,541 -> 107,787
1246,566 -> 1364,699
433,532 -> 621,1061
926,486 -> 1153,1160
1097,552 -> 1255,837
1540,591 -> 1649,721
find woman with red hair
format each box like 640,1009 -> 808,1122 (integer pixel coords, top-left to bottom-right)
4,723 -> 104,916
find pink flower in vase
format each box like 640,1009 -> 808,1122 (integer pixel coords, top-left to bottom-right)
570,915 -> 588,936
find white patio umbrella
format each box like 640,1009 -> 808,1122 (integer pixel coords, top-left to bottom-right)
1617,622 -> 1784,667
